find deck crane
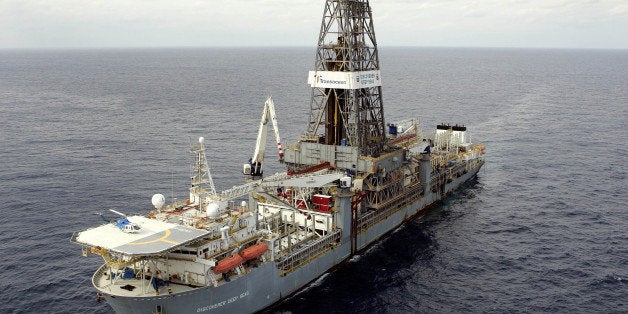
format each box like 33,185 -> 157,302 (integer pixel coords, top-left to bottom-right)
243,96 -> 284,176
189,136 -> 265,218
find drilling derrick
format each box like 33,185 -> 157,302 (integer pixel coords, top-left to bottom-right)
306,0 -> 385,157
284,0 -> 410,217
284,0 -> 414,218
285,0 -> 394,174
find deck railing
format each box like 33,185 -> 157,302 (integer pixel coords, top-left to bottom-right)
275,230 -> 342,276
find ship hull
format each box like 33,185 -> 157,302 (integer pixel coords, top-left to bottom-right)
103,245 -> 352,314
101,163 -> 482,314
357,163 -> 482,251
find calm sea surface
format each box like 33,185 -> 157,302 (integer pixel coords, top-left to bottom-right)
0,47 -> 626,313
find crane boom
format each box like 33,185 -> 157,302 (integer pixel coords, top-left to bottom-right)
244,97 -> 283,176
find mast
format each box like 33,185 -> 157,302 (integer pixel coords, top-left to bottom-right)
189,137 -> 216,206
306,0 -> 386,157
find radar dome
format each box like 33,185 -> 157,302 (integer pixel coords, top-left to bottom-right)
151,194 -> 166,209
206,202 -> 220,218
199,137 -> 204,144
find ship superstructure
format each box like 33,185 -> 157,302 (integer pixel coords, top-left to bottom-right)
72,1 -> 485,313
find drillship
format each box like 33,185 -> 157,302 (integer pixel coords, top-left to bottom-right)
72,1 -> 485,313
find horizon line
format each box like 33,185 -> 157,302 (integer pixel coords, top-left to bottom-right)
1,45 -> 626,51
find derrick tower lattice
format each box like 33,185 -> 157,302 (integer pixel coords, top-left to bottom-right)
306,0 -> 386,157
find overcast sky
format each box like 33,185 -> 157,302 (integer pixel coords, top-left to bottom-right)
1,0 -> 627,49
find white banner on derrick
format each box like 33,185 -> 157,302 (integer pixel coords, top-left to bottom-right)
307,70 -> 382,89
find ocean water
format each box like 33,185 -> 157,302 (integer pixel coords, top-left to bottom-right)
0,47 -> 626,313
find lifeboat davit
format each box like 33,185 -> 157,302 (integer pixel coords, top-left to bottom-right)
240,242 -> 268,260
213,254 -> 244,274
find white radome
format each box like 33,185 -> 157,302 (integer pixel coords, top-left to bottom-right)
206,202 -> 220,218
151,194 -> 166,209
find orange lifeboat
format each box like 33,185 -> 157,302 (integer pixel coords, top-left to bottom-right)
240,242 -> 268,260
213,254 -> 244,274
